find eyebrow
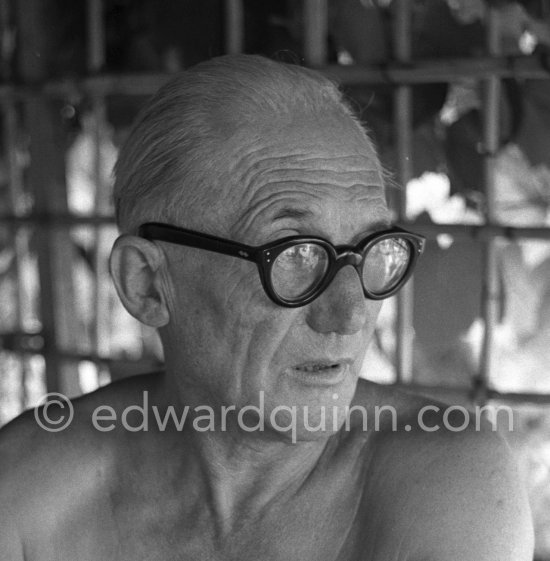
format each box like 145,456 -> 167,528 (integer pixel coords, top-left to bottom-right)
273,207 -> 392,229
271,209 -> 393,246
272,207 -> 314,221
370,218 -> 393,231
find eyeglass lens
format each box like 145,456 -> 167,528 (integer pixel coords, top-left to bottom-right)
361,238 -> 411,295
270,237 -> 412,301
270,243 -> 329,299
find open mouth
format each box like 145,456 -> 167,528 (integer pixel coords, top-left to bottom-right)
288,360 -> 351,386
294,363 -> 341,373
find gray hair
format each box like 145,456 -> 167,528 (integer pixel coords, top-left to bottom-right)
113,54 -> 367,234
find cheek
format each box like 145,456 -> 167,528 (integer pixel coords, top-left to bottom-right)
202,253 -> 265,314
359,300 -> 383,343
367,300 -> 384,325
173,255 -> 296,365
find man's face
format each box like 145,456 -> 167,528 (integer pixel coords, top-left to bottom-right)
162,111 -> 391,440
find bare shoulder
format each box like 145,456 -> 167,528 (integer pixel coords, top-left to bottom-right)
404,425 -> 533,561
0,372 -> 161,482
0,373 -> 161,555
353,380 -> 534,561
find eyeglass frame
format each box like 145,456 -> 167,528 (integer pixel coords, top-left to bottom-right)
138,222 -> 426,308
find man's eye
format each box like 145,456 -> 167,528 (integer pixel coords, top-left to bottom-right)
280,244 -> 321,269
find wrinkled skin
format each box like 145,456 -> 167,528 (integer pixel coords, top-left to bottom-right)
160,112 -> 389,440
0,113 -> 533,561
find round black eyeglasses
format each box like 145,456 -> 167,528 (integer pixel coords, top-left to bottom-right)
138,222 -> 426,308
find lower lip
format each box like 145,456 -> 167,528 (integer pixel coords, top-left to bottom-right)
285,363 -> 350,387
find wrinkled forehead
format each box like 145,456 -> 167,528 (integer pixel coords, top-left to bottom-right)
207,113 -> 386,230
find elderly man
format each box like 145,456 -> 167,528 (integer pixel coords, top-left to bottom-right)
0,55 -> 533,560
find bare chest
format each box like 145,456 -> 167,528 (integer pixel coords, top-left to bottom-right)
39,480 -> 415,561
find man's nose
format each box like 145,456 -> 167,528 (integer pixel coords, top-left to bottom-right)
305,265 -> 369,335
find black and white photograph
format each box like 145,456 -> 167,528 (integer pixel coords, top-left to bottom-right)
0,1 -> 549,559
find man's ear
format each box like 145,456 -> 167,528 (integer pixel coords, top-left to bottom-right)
109,235 -> 170,328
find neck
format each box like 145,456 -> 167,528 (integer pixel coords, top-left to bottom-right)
193,427 -> 330,517
155,373 -> 335,536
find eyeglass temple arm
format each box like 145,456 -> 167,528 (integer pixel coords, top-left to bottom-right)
138,223 -> 258,262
